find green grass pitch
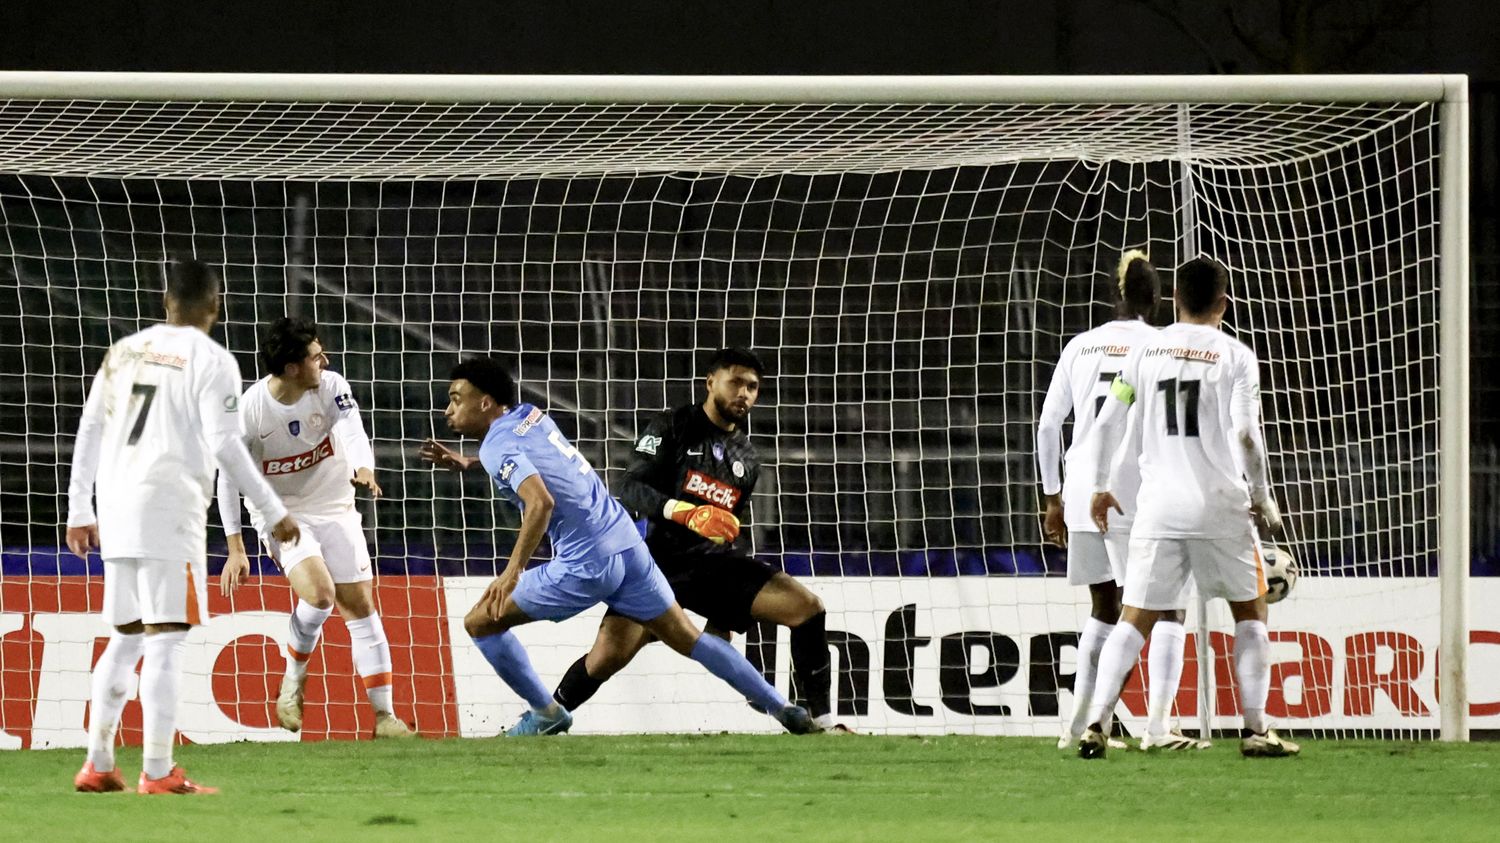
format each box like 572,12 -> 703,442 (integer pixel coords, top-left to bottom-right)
2,736 -> 1495,841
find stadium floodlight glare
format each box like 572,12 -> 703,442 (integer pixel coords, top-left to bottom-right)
0,72 -> 1468,745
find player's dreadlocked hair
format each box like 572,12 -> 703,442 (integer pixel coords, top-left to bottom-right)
1175,256 -> 1231,316
260,316 -> 319,376
706,346 -> 767,378
452,356 -> 518,407
1115,249 -> 1161,321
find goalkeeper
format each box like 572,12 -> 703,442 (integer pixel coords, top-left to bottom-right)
549,347 -> 848,733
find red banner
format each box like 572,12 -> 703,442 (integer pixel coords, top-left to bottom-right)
0,576 -> 458,748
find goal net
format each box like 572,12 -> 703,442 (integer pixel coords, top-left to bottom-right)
0,75 -> 1470,747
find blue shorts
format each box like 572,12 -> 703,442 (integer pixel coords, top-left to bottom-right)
511,542 -> 675,623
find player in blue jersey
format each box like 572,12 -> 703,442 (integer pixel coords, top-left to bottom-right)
421,357 -> 814,736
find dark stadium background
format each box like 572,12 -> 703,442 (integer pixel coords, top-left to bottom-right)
2,0 -> 1497,570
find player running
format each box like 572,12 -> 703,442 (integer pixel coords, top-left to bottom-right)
421,357 -> 814,736
543,347 -> 848,734
218,317 -> 414,739
1037,251 -> 1203,751
1080,256 -> 1298,759
67,259 -> 299,794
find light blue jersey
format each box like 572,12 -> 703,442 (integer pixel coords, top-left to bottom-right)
465,407 -> 791,724
479,404 -> 642,565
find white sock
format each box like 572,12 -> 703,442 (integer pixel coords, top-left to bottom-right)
1146,621 -> 1187,738
1085,623 -> 1145,730
1067,618 -> 1114,738
140,630 -> 188,780
346,614 -> 395,715
86,631 -> 144,772
1234,619 -> 1272,734
286,601 -> 333,678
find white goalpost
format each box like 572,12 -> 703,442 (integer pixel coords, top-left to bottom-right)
0,72 -> 1470,745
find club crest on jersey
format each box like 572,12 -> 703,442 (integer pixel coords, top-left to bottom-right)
263,436 -> 334,475
683,469 -> 741,509
636,434 -> 662,455
712,442 -> 725,461
288,420 -> 301,437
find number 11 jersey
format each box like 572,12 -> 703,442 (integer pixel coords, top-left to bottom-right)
1114,322 -> 1264,539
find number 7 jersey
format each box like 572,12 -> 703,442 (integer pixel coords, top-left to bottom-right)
69,323 -> 246,562
1111,322 -> 1264,539
1037,318 -> 1159,532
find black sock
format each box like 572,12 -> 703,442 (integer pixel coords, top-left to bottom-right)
789,611 -> 833,719
552,656 -> 604,710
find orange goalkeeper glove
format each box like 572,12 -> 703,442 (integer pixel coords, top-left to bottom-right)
664,499 -> 741,544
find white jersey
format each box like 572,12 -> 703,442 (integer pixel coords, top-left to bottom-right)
66,323 -> 286,563
1102,322 -> 1266,539
225,370 -> 374,530
1037,318 -> 1158,531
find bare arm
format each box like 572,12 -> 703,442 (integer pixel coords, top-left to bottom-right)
503,474 -> 555,577
478,473 -> 555,620
419,438 -> 485,472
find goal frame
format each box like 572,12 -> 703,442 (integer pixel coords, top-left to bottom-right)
0,71 -> 1470,740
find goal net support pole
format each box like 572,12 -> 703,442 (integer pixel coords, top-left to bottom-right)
1438,77 -> 1470,742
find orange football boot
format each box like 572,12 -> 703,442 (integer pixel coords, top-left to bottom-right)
74,762 -> 126,793
137,766 -> 219,795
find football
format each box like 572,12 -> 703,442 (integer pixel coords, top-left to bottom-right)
1262,544 -> 1299,604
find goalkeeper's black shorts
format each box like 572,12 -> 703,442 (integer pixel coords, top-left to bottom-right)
605,551 -> 777,633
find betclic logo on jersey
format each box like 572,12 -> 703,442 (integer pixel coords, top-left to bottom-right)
263,436 -> 335,475
683,470 -> 741,509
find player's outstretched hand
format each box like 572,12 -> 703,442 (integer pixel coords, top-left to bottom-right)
271,516 -> 301,547
65,524 -> 99,560
220,547 -> 251,597
1042,495 -> 1067,548
352,467 -> 384,498
1090,492 -> 1122,534
666,500 -> 741,544
1252,497 -> 1283,537
420,438 -> 474,472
